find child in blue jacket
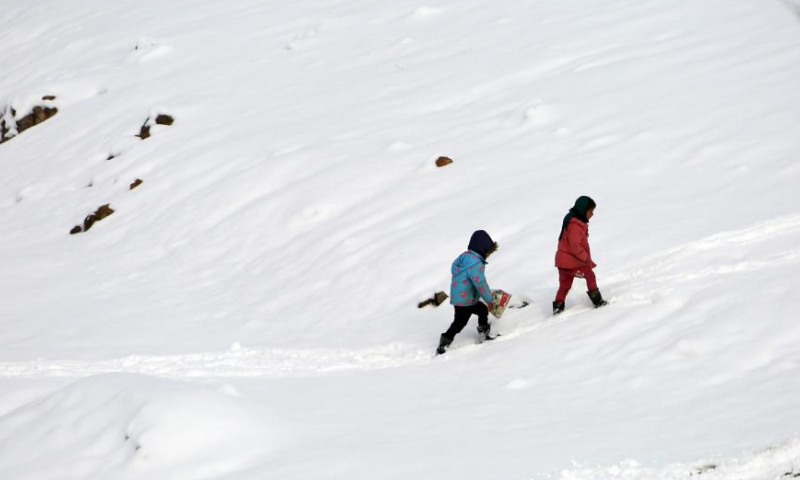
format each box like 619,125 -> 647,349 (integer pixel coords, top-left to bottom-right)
436,230 -> 498,355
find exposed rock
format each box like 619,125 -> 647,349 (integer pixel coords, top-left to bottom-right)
42,95 -> 56,101
70,226 -> 82,235
16,106 -> 57,131
136,113 -> 175,139
107,153 -> 118,161
0,100 -> 58,145
82,204 -> 115,232
435,156 -> 453,167
418,291 -> 449,308
130,179 -> 143,190
136,123 -> 151,140
155,114 -> 174,125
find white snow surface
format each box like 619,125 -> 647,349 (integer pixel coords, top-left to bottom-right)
1,0 -> 800,478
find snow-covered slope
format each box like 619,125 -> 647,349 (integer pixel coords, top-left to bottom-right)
1,0 -> 800,478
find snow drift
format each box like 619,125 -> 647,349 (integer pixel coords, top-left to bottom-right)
0,374 -> 271,480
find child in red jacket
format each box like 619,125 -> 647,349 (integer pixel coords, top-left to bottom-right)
553,196 -> 608,314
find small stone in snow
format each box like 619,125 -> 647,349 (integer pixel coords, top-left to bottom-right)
435,156 -> 453,167
83,204 -> 115,232
155,114 -> 174,126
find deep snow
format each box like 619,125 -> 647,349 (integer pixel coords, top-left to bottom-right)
1,0 -> 800,478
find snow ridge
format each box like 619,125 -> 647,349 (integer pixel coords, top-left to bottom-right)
560,439 -> 800,480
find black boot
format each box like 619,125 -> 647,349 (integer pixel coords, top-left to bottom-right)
436,334 -> 453,355
553,301 -> 565,315
587,289 -> 608,308
477,324 -> 497,342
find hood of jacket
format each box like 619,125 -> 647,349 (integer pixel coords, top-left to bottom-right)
467,230 -> 495,259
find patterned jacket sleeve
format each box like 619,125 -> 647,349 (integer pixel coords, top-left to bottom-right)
470,265 -> 494,304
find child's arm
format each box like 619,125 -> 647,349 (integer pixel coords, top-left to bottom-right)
470,266 -> 495,305
567,224 -> 591,266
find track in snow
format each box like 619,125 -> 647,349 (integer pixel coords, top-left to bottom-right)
2,215 -> 799,380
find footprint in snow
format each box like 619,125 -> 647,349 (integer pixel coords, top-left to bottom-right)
126,37 -> 173,64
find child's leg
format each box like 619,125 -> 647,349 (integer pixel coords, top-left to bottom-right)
581,267 -> 608,307
580,267 -> 598,291
470,302 -> 490,330
555,268 -> 576,303
443,306 -> 473,339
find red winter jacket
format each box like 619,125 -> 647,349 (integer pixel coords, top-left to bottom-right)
555,218 -> 597,270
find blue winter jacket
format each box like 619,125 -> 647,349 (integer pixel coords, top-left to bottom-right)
450,230 -> 495,306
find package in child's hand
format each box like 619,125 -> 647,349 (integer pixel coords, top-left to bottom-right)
489,289 -> 512,319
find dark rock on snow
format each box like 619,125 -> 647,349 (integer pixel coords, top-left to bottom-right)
71,204 -> 115,234
435,156 -> 453,168
137,113 -> 175,139
418,291 -> 449,308
0,97 -> 58,144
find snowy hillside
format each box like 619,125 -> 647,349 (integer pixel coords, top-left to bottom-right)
2,0 -> 800,478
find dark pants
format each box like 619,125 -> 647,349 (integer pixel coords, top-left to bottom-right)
443,303 -> 489,339
555,267 -> 598,303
